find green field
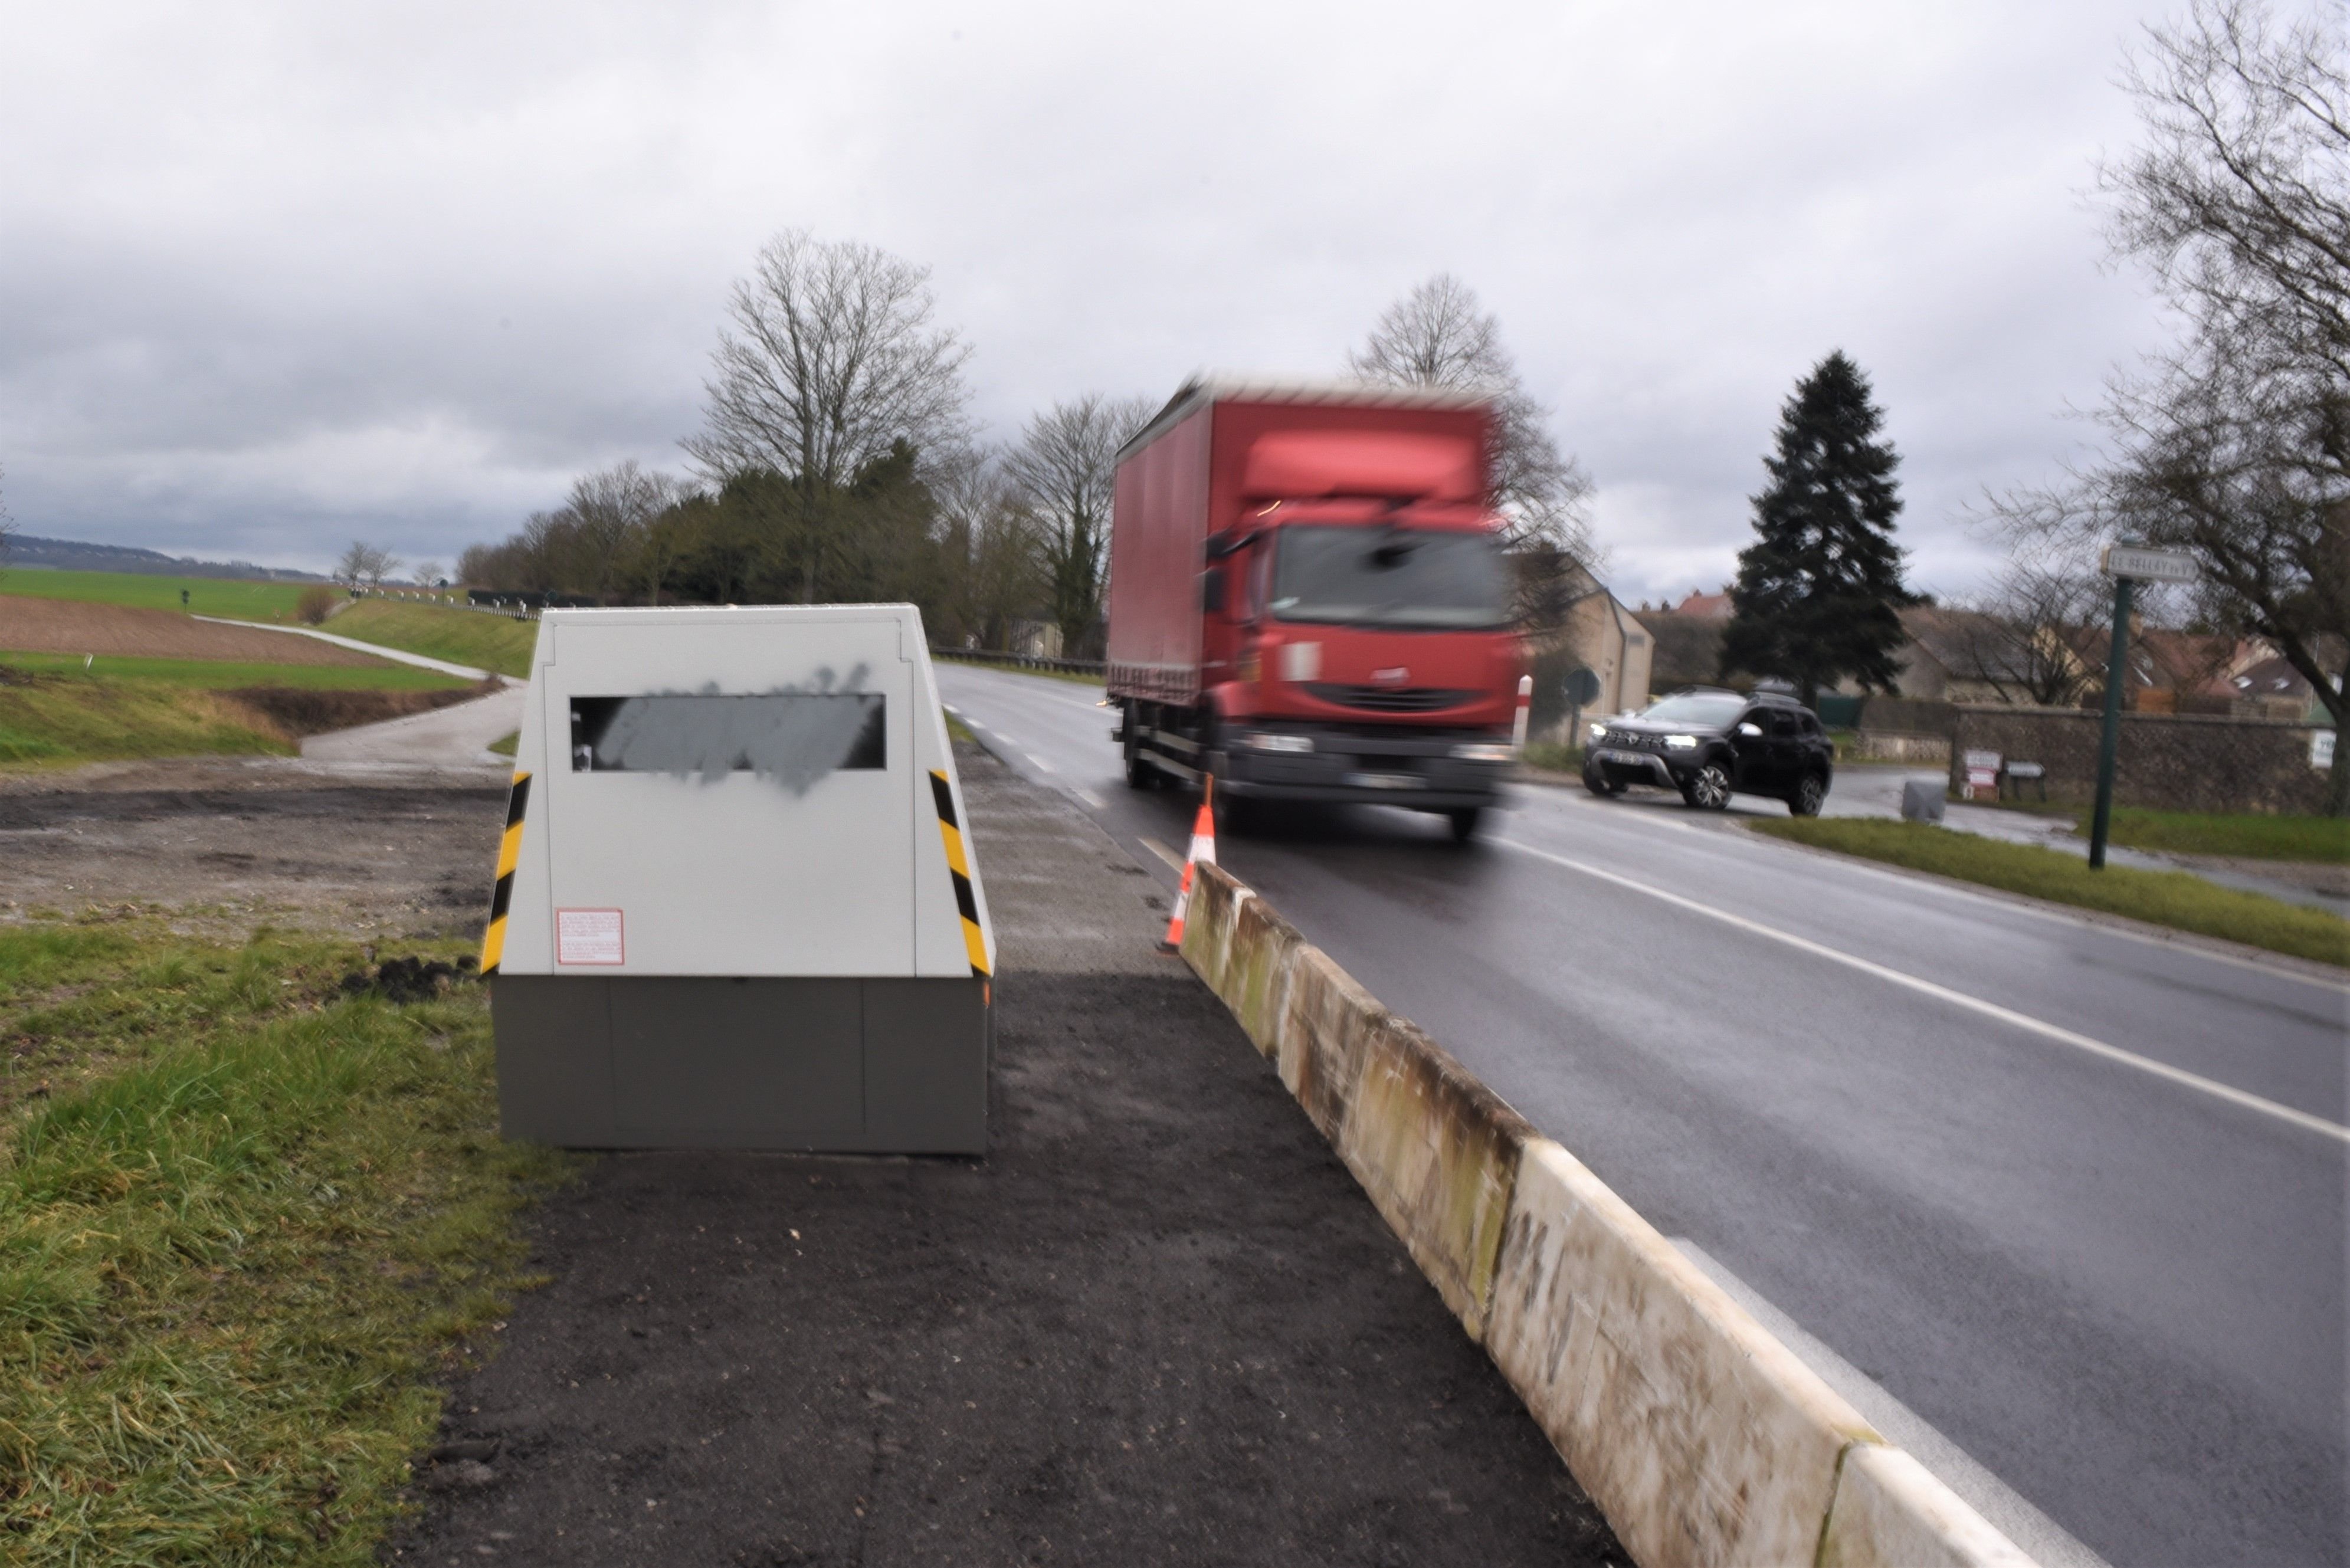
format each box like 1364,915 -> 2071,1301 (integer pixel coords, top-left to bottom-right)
0,679 -> 291,766
0,567 -> 312,623
0,652 -> 468,691
0,915 -> 573,1563
329,601 -> 537,678
1753,817 -> 2349,968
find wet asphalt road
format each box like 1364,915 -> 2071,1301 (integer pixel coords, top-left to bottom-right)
936,661 -> 2349,1568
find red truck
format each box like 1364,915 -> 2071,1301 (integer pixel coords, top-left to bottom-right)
1106,378 -> 1525,841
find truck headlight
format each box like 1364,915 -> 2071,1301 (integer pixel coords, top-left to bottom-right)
1241,731 -> 1314,754
1664,734 -> 1698,749
1450,742 -> 1516,762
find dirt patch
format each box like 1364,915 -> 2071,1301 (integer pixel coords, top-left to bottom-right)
0,595 -> 387,664
0,756 -> 507,939
223,679 -> 497,738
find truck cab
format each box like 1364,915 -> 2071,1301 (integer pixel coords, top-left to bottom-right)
1106,382 -> 1526,841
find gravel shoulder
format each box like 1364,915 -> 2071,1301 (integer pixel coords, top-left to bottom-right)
386,742 -> 1624,1567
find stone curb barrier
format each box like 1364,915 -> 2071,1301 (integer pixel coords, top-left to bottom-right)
1180,862 -> 2037,1568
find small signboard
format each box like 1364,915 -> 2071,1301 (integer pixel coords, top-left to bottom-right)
2315,730 -> 2336,770
1961,749 -> 2001,801
2101,544 -> 2200,583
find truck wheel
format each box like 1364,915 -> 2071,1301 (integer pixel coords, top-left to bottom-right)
1447,807 -> 1484,844
1680,762 -> 1732,811
1122,718 -> 1159,790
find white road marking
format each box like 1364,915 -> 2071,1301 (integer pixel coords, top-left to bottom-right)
1074,789 -> 1104,810
1139,837 -> 1187,872
1530,794 -> 2350,995
1495,835 -> 2350,1143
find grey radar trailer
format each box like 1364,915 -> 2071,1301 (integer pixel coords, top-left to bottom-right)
479,605 -> 995,1153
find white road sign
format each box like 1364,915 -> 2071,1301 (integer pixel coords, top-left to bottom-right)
2101,544 -> 2200,583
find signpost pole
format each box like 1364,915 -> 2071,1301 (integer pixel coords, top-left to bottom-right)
2089,573 -> 2134,871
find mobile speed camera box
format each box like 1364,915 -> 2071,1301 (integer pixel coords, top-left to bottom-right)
480,605 -> 995,1153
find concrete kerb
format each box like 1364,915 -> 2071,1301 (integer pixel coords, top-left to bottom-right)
1177,861 -> 2037,1568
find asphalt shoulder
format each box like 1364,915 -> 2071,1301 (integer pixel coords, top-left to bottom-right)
389,740 -> 1625,1567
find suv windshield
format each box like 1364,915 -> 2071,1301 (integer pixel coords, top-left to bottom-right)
1637,692 -> 1748,728
1268,526 -> 1511,630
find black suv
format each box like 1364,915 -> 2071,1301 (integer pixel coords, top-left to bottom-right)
1582,687 -> 1834,815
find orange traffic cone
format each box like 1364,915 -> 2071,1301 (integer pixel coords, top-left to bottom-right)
1158,776 -> 1218,954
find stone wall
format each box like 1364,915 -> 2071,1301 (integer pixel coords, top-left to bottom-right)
1949,707 -> 2333,815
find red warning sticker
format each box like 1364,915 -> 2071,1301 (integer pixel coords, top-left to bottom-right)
555,908 -> 625,965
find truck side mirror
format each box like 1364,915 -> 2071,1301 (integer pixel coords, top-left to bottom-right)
1199,569 -> 1227,614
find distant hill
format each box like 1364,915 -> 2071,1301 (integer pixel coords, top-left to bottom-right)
0,533 -> 326,582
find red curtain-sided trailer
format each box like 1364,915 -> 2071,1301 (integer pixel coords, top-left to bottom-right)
1105,379 -> 1526,842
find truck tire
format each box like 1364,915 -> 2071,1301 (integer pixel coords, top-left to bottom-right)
1447,807 -> 1484,844
1122,716 -> 1160,790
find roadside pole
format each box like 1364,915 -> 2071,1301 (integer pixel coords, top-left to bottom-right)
2090,543 -> 2200,871
2088,575 -> 2133,871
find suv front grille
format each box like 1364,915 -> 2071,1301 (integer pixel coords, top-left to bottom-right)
1305,683 -> 1477,714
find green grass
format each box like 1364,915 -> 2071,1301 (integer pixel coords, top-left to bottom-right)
327,601 -> 536,679
0,678 -> 290,766
1752,818 -> 2350,968
0,914 -> 575,1563
486,730 -> 519,758
0,569 -> 310,624
1523,742 -> 1585,774
2095,806 -> 2349,864
0,652 -> 467,692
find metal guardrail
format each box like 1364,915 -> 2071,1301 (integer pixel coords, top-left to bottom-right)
931,647 -> 1106,677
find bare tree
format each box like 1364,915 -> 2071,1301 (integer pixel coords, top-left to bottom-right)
566,460 -> 685,602
929,447 -> 1042,649
0,462 -> 14,570
1348,274 -> 1597,565
411,560 -> 445,589
1956,520 -> 2106,705
2069,0 -> 2350,808
683,231 -> 972,602
333,541 -> 398,587
1005,395 -> 1155,659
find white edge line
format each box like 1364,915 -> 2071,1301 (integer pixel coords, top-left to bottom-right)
1543,788 -> 2350,994
1138,837 -> 1187,873
1494,835 -> 2349,1144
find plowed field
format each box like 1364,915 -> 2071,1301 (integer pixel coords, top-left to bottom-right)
0,596 -> 386,665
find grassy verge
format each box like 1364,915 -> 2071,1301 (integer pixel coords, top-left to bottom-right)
0,675 -> 290,766
0,569 -> 310,623
1752,818 -> 2350,967
487,730 -> 519,758
2094,806 -> 2347,864
1523,742 -> 1584,774
0,913 -> 574,1563
326,603 -> 536,680
1,652 -> 468,692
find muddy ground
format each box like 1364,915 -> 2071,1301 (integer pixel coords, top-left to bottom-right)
0,595 -> 391,663
0,755 -> 507,939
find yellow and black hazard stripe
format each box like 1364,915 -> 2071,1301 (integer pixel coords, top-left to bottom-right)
479,771 -> 532,976
929,769 -> 989,977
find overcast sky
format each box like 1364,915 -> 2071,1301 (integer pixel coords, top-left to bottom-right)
0,0 -> 2270,603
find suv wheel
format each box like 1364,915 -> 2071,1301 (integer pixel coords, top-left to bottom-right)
1680,760 -> 1732,811
1583,765 -> 1625,798
1789,772 -> 1827,817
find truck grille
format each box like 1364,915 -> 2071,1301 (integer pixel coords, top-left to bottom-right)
1305,683 -> 1477,714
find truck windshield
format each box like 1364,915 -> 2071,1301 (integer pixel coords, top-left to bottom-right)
1267,527 -> 1511,630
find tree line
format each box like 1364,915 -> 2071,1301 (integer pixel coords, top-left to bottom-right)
458,232 -> 1597,660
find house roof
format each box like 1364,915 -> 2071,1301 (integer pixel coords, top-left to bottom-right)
1898,605 -> 2042,686
1669,589 -> 1732,619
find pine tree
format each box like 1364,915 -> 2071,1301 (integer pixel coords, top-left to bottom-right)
1721,352 -> 1912,704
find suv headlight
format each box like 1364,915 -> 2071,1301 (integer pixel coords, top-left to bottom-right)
1663,734 -> 1699,749
1241,731 -> 1313,754
1587,722 -> 1608,740
1450,742 -> 1515,762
